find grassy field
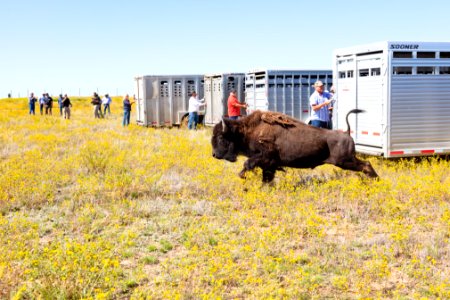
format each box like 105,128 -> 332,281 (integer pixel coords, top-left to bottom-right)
0,97 -> 449,299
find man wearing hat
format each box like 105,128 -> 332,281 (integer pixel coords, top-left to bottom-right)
227,89 -> 247,120
309,80 -> 333,129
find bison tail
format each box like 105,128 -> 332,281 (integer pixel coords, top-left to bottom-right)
345,109 -> 365,135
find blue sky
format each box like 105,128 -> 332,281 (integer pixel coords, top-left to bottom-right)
1,0 -> 449,98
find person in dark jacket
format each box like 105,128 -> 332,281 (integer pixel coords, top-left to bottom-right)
28,92 -> 38,115
62,94 -> 72,119
45,93 -> 53,115
122,94 -> 134,126
91,92 -> 103,118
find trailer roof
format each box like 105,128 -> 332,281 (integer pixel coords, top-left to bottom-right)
135,74 -> 204,79
247,69 -> 332,73
333,41 -> 450,56
204,72 -> 245,77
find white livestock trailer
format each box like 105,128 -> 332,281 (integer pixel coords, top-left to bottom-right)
245,69 -> 333,123
134,75 -> 204,127
333,41 -> 450,157
204,73 -> 246,126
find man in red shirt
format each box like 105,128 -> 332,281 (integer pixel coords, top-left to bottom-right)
227,89 -> 247,120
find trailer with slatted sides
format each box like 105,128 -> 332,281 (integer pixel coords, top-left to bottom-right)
245,69 -> 333,123
333,41 -> 450,157
134,75 -> 204,127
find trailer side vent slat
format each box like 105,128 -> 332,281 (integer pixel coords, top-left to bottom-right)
359,69 -> 369,77
393,51 -> 413,58
393,67 -> 412,75
440,67 -> 450,74
417,67 -> 435,75
417,51 -> 436,58
372,68 -> 381,76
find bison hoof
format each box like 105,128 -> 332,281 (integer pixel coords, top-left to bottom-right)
262,171 -> 275,183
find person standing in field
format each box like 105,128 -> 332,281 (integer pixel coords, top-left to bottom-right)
122,94 -> 134,126
227,89 -> 247,120
91,92 -> 103,118
187,91 -> 205,130
44,93 -> 53,115
61,94 -> 72,119
102,93 -> 112,116
58,94 -> 64,116
28,92 -> 37,115
309,80 -> 333,129
39,93 -> 46,115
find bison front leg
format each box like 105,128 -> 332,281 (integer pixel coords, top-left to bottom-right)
239,154 -> 264,179
262,168 -> 276,183
239,154 -> 279,183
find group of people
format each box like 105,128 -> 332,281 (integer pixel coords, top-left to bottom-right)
223,80 -> 336,130
28,92 -> 134,126
90,92 -> 134,126
187,88 -> 248,130
90,93 -> 112,119
28,93 -> 72,119
28,81 -> 335,128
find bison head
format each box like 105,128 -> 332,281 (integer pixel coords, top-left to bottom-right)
211,118 -> 240,162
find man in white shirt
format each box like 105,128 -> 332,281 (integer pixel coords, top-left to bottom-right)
102,94 -> 112,116
309,80 -> 333,129
188,91 -> 204,130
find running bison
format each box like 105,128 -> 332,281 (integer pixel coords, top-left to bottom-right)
211,109 -> 378,182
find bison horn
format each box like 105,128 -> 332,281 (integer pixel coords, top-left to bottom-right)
222,118 -> 228,133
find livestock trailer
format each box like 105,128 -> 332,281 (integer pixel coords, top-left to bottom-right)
134,75 -> 204,127
245,69 -> 333,123
203,73 -> 246,126
333,41 -> 450,157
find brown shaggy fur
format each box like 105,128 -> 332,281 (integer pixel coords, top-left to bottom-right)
212,110 -> 378,182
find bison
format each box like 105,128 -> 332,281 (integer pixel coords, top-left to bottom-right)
211,109 -> 378,182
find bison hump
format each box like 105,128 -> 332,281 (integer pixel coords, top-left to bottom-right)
261,112 -> 297,128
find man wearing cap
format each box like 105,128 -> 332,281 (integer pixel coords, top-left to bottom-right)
309,80 -> 333,129
227,89 -> 247,120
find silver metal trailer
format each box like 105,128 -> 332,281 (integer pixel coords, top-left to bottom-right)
333,41 -> 450,157
245,69 -> 333,123
204,73 -> 246,126
134,75 -> 204,127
